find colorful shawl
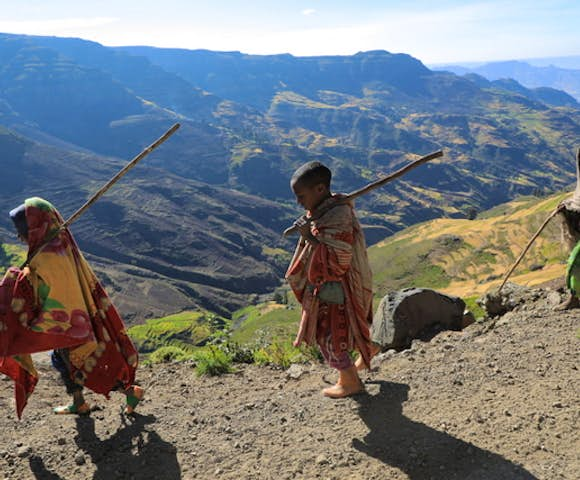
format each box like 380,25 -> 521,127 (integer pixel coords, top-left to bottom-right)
0,198 -> 138,418
286,195 -> 373,367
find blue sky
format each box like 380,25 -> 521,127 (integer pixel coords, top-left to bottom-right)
0,1 -> 578,63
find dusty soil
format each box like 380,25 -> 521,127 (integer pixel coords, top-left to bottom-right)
0,287 -> 578,480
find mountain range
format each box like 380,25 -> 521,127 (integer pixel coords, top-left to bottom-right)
0,32 -> 579,322
435,59 -> 580,102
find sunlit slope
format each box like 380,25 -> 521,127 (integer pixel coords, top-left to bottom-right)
229,300 -> 301,346
0,243 -> 26,276
128,310 -> 229,353
369,192 -> 571,298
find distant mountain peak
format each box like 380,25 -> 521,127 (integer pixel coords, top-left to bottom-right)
354,50 -> 392,56
436,57 -> 580,101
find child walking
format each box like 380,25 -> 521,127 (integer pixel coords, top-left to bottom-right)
286,162 -> 375,398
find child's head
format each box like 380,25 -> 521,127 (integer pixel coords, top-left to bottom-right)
291,161 -> 332,211
9,204 -> 28,243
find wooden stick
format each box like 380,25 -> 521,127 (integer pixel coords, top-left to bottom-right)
283,150 -> 444,237
22,123 -> 181,267
348,150 -> 443,200
497,204 -> 564,292
64,123 -> 180,228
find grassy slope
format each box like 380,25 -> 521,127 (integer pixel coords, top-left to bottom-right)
229,301 -> 301,345
128,310 -> 229,353
370,192 -> 569,299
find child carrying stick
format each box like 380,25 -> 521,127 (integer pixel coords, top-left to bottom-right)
286,162 -> 377,398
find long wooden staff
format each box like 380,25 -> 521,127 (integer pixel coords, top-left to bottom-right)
497,203 -> 564,292
283,150 -> 444,237
22,123 -> 181,267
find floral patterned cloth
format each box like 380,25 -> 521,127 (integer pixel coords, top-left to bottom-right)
286,194 -> 373,368
0,197 -> 138,418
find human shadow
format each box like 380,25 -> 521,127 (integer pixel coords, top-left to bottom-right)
29,455 -> 63,480
28,414 -> 180,480
353,381 -> 538,480
73,413 -> 181,480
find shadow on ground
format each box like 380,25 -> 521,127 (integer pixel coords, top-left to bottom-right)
353,381 -> 538,480
29,413 -> 180,480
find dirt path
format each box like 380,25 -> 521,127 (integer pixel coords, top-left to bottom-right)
0,289 -> 578,480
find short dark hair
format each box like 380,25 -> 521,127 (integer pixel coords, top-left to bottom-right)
291,161 -> 332,188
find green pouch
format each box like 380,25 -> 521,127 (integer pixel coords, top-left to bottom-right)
317,281 -> 345,304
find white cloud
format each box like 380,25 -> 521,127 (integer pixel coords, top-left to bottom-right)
301,9 -> 316,16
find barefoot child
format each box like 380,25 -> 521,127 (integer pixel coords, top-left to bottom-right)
0,198 -> 143,417
286,162 -> 374,398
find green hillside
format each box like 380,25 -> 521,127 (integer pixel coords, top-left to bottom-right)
128,310 -> 229,354
229,300 -> 301,346
370,192 -> 569,299
129,190 -> 568,354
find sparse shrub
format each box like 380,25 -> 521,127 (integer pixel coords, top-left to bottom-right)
148,345 -> 190,364
218,342 -> 256,364
298,344 -> 324,363
194,346 -> 233,376
465,207 -> 478,220
253,341 -> 303,369
463,296 -> 486,321
272,288 -> 289,305
252,348 -> 270,366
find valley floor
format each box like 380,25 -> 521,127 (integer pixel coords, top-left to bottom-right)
0,289 -> 578,480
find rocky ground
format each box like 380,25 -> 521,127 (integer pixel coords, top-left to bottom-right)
0,286 -> 578,480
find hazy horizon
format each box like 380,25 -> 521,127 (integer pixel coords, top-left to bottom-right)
1,0 -> 578,65
1,30 -> 579,72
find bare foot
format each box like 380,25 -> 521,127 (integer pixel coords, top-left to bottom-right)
322,382 -> 365,398
555,294 -> 579,311
354,343 -> 381,371
322,366 -> 365,398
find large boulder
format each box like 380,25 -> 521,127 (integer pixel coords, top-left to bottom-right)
371,288 -> 468,350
